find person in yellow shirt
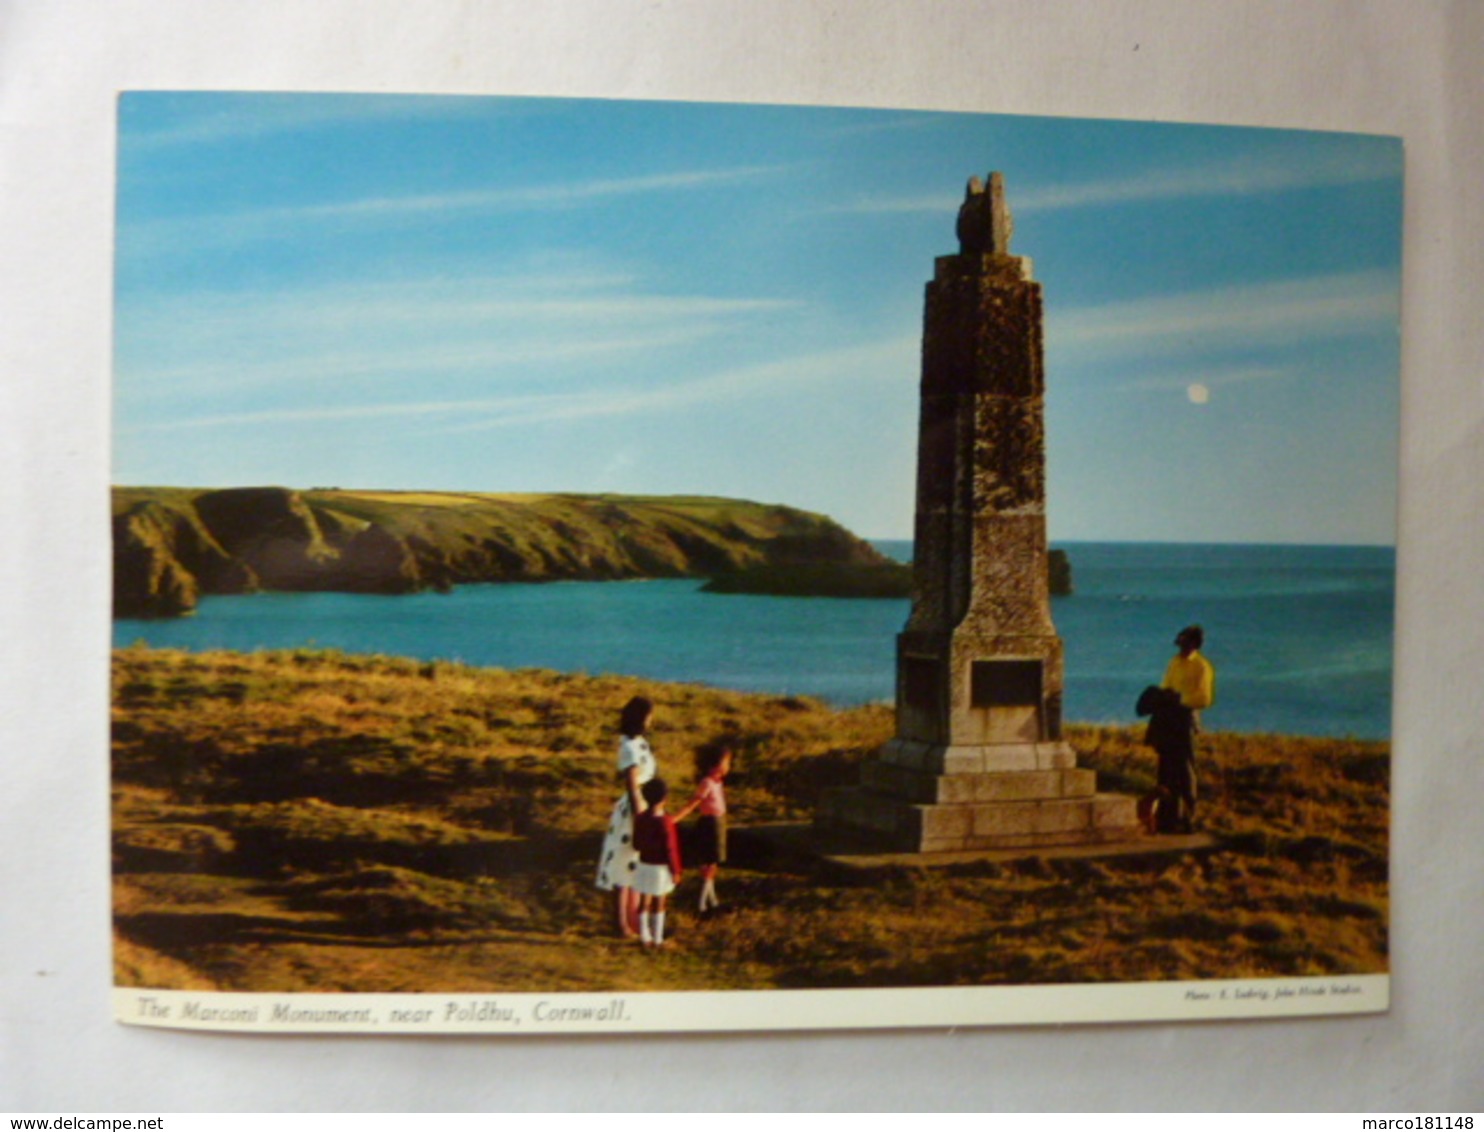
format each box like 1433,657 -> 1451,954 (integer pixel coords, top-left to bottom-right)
1157,625 -> 1216,833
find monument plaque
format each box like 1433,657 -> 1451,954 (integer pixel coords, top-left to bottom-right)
820,173 -> 1140,852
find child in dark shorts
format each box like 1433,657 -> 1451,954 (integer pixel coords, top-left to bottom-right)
675,742 -> 731,914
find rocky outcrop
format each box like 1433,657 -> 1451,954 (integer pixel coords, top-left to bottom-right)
1048,547 -> 1072,596
701,549 -> 1072,599
112,487 -> 895,618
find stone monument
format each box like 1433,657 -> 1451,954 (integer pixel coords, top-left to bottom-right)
819,173 -> 1139,852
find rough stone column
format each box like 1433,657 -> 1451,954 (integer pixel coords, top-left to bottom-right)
897,172 -> 1065,760
817,173 -> 1138,853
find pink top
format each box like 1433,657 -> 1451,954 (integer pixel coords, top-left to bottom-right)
693,774 -> 726,817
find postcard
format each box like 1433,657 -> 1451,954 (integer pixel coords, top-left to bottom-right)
110,92 -> 1399,1034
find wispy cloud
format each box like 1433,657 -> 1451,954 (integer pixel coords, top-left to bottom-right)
1049,270 -> 1399,361
119,164 -> 789,258
819,112 -> 947,139
249,165 -> 786,222
120,95 -> 496,152
122,335 -> 917,437
121,330 -> 712,398
121,390 -> 559,433
432,335 -> 918,433
1017,149 -> 1400,213
114,260 -> 822,453
123,283 -> 794,358
824,147 -> 1401,219
117,267 -> 803,398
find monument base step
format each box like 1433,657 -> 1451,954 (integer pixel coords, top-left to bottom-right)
861,760 -> 1095,805
817,786 -> 1141,854
878,737 -> 1077,774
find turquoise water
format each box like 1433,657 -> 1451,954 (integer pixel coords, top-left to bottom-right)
114,542 -> 1395,740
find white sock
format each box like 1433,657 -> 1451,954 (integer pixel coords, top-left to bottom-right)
653,911 -> 666,945
639,912 -> 653,944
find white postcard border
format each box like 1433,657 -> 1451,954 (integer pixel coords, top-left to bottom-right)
114,974 -> 1388,1035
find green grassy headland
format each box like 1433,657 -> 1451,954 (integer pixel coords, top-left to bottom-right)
112,487 -> 891,618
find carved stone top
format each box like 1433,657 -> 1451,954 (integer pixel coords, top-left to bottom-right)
955,171 -> 1014,256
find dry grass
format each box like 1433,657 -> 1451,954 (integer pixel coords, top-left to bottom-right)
112,646 -> 1388,992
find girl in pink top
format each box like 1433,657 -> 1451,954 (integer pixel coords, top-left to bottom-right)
675,742 -> 731,914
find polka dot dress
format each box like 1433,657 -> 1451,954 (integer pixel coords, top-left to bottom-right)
594,735 -> 655,891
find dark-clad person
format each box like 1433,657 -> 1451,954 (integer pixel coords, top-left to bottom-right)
1156,625 -> 1216,833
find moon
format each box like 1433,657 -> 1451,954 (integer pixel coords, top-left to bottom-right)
1187,383 -> 1210,405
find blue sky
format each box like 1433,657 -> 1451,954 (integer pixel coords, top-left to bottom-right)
113,94 -> 1403,544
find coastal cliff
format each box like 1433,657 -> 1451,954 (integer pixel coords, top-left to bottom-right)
112,487 -> 891,618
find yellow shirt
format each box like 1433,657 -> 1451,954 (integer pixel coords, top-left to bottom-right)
1162,652 -> 1215,711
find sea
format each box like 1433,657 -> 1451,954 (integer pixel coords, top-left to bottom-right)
113,541 -> 1395,741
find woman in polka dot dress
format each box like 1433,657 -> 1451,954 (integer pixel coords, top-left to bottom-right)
595,695 -> 657,937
